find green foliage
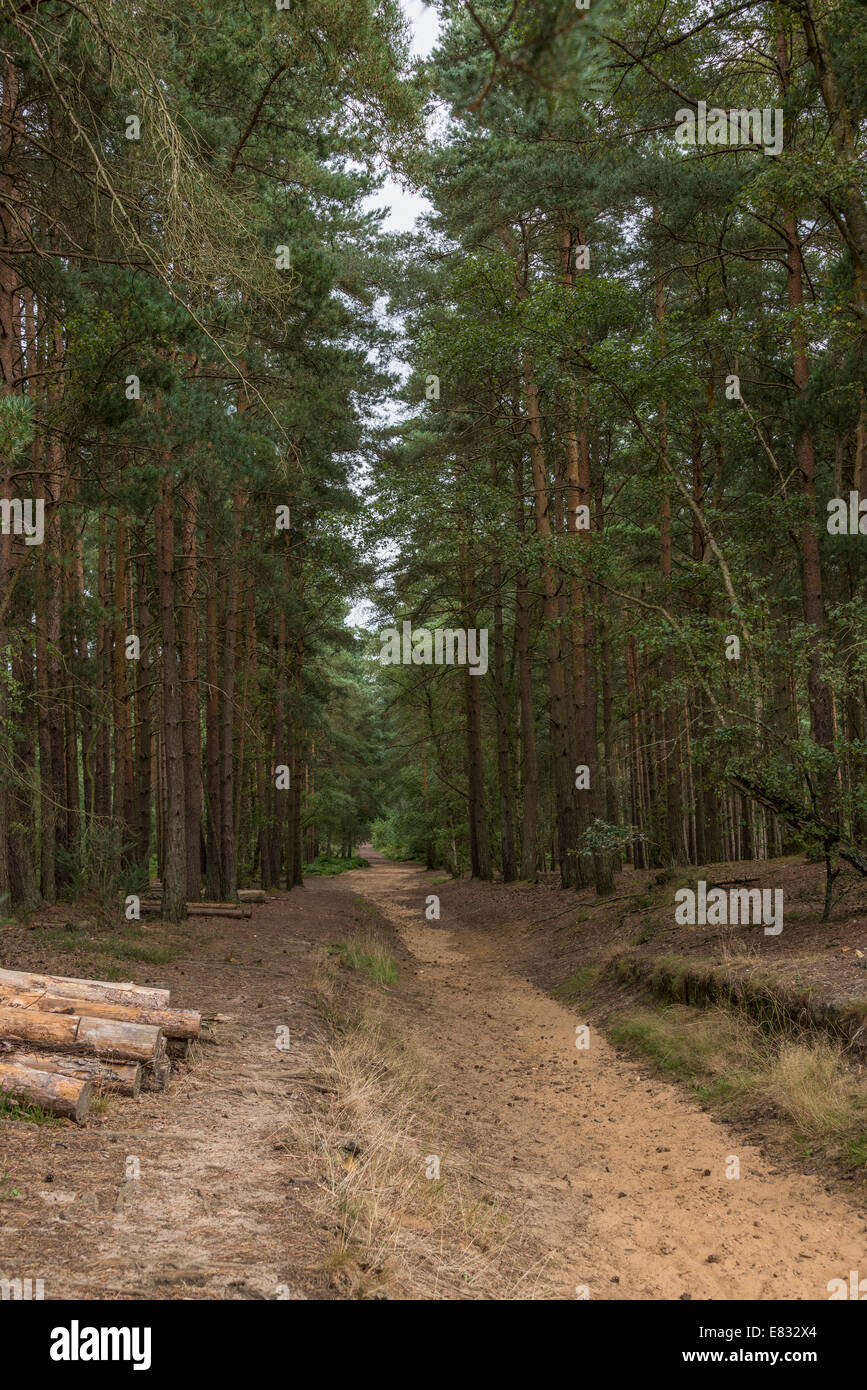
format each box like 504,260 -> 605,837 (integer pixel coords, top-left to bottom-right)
0,395 -> 32,456
364,0 -> 867,894
55,825 -> 148,906
0,1096 -> 60,1127
304,854 -> 370,876
331,938 -> 398,985
580,820 -> 638,855
370,813 -> 425,862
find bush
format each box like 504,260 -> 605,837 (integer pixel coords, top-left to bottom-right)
55,823 -> 149,904
304,854 -> 370,876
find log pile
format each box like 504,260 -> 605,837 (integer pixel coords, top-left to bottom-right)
0,967 -> 201,1124
145,880 -> 257,915
138,900 -> 251,919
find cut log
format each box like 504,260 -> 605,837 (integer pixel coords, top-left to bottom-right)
0,987 -> 200,1040
0,1061 -> 91,1122
0,1006 -> 162,1063
0,1007 -> 78,1051
196,900 -> 250,913
165,1037 -> 190,1060
0,1049 -> 141,1097
139,900 -> 249,919
141,1057 -> 171,1091
151,879 -> 264,906
0,967 -> 171,1011
76,1016 -> 164,1063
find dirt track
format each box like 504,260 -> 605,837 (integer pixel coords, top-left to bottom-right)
333,850 -> 867,1299
2,849 -> 865,1300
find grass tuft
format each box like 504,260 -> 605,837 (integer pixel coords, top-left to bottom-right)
277,947 -> 520,1299
610,1002 -> 867,1169
332,936 -> 398,987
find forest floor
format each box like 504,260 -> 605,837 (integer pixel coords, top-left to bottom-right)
1,848 -> 866,1299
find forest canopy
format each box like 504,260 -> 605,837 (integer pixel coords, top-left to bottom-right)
0,0 -> 865,922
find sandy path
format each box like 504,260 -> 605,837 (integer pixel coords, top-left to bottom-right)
4,854 -> 864,1301
338,851 -> 867,1300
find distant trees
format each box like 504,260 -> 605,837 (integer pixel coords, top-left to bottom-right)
371,0 -> 867,894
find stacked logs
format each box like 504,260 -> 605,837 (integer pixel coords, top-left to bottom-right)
0,968 -> 201,1124
143,881 -> 263,914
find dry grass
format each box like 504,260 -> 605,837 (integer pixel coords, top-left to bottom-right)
282,939 -> 530,1299
765,1039 -> 854,1138
717,929 -> 763,968
611,1000 -> 867,1168
610,1004 -> 760,1096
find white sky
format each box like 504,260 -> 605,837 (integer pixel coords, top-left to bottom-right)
346,1 -> 441,632
368,0 -> 440,233
403,0 -> 440,58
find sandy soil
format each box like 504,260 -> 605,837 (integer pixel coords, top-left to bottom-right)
1,849 -> 865,1300
331,850 -> 867,1300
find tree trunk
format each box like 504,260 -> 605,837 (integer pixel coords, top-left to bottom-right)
94,504 -> 112,823
490,440 -> 517,882
0,1050 -> 140,1097
180,483 -> 202,899
0,967 -> 170,1009
0,1006 -> 163,1063
458,523 -> 491,880
655,229 -> 685,864
523,353 -> 578,888
204,526 -> 222,899
0,1061 -> 91,1122
512,451 -> 539,880
156,477 -> 187,922
219,494 -> 241,899
134,547 -> 153,870
112,508 -> 134,859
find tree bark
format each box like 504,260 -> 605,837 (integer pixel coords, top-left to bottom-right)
156,477 -> 187,922
204,525 -> 222,899
180,482 -> 202,899
512,449 -> 539,881
0,1061 -> 91,1122
219,494 -> 242,899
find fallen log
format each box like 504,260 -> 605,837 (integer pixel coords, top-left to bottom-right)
0,987 -> 200,1040
237,889 -> 266,903
0,1060 -> 91,1123
77,1015 -> 165,1065
0,1049 -> 141,1097
0,967 -> 170,1011
0,1006 -> 163,1064
141,1057 -> 171,1091
138,900 -> 249,919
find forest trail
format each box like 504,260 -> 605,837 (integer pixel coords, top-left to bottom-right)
3,853 -> 865,1301
327,849 -> 867,1300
